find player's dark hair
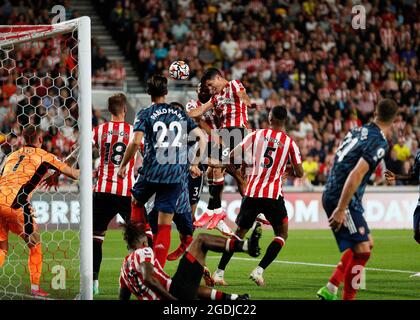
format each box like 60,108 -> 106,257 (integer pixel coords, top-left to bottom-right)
198,82 -> 211,103
201,68 -> 223,83
147,74 -> 168,98
108,93 -> 127,116
271,106 -> 288,124
121,221 -> 147,250
22,125 -> 41,145
170,101 -> 185,111
375,99 -> 399,123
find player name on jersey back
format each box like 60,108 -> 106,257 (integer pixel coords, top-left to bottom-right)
133,103 -> 198,184
93,121 -> 135,197
241,128 -> 301,199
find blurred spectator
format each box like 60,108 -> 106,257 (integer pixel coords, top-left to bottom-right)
302,155 -> 319,185
392,136 -> 411,161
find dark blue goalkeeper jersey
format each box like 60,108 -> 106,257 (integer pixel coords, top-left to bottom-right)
324,123 -> 389,212
133,103 -> 197,184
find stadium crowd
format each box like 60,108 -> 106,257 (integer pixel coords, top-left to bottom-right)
95,0 -> 419,186
0,0 -> 419,188
0,0 -> 125,178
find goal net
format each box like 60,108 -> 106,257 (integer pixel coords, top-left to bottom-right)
0,17 -> 92,300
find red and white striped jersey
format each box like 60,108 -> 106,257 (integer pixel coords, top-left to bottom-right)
211,80 -> 249,128
119,247 -> 172,300
241,129 -> 302,199
92,121 -> 135,197
185,99 -> 218,129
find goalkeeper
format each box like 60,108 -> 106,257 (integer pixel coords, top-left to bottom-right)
0,126 -> 79,297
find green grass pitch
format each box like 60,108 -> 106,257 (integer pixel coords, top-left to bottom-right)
95,228 -> 420,300
1,229 -> 418,300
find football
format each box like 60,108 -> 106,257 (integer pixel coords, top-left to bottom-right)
169,60 -> 190,80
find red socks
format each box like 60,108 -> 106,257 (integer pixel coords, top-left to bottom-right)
131,202 -> 147,224
329,249 -> 353,287
131,202 -> 152,245
153,224 -> 171,268
343,252 -> 370,300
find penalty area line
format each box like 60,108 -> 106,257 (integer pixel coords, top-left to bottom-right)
6,257 -> 419,275
206,256 -> 419,275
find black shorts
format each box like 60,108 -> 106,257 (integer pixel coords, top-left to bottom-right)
169,252 -> 203,300
93,192 -> 131,231
189,173 -> 203,205
236,196 -> 288,230
413,205 -> 420,243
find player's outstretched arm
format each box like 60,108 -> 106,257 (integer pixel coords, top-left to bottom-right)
60,165 -> 80,181
385,169 -> 415,182
190,127 -> 207,166
288,163 -> 304,178
188,100 -> 213,118
142,262 -> 177,300
237,91 -> 252,108
329,158 -> 370,231
118,131 -> 144,179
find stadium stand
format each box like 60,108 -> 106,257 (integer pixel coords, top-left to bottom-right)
0,0 -> 124,181
94,0 -> 419,187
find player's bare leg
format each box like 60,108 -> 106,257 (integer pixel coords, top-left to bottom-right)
93,230 -> 105,295
213,227 -> 250,285
21,231 -> 48,297
225,164 -> 247,197
153,212 -> 174,268
191,203 -> 198,223
318,235 -> 373,300
250,221 -> 288,287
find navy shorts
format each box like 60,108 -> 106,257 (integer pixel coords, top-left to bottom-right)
149,208 -> 193,236
413,205 -> 420,243
131,175 -> 182,214
322,193 -> 370,252
189,174 -> 203,205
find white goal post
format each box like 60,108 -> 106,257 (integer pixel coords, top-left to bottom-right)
0,17 -> 92,300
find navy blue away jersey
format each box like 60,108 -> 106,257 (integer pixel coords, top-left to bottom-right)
411,151 -> 420,204
324,123 -> 389,209
412,151 -> 420,184
133,103 -> 197,184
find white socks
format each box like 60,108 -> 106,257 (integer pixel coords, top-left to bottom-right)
326,282 -> 338,294
31,284 -> 39,291
242,240 -> 248,252
215,268 -> 224,277
254,266 -> 264,275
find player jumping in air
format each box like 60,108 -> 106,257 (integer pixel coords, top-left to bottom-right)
385,152 -> 420,246
118,221 -> 261,300
0,126 -> 79,297
213,106 -> 304,286
185,83 -> 234,237
91,93 -> 138,295
117,74 -> 206,269
317,99 -> 399,300
191,68 -> 251,231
